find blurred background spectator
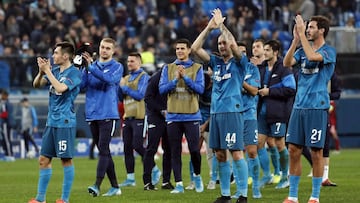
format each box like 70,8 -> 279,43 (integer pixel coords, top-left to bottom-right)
0,0 -> 359,93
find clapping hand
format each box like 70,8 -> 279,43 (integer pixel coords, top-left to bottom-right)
82,51 -> 93,66
294,14 -> 306,37
37,57 -> 51,73
176,65 -> 185,79
212,8 -> 225,28
207,8 -> 225,30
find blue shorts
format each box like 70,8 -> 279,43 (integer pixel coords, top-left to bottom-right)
209,112 -> 244,150
286,109 -> 328,148
243,119 -> 258,146
258,114 -> 287,137
40,126 -> 76,158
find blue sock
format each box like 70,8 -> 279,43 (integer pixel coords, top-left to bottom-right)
211,155 -> 218,182
279,148 -> 289,178
127,173 -> 135,180
289,175 -> 300,198
61,165 -> 74,202
152,165 -> 159,172
249,156 -> 260,189
258,148 -> 271,177
246,152 -> 252,178
269,147 -> 280,175
219,161 -> 231,196
36,168 -> 52,202
311,177 -> 322,199
189,161 -> 194,182
233,159 -> 248,197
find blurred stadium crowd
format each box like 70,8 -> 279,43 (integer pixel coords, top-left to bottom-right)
0,0 -> 359,92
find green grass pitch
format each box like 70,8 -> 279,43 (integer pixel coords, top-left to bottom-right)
1,149 -> 359,203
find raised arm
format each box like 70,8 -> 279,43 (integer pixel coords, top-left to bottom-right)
33,71 -> 47,88
191,8 -> 224,63
219,23 -> 242,60
33,57 -> 49,88
283,26 -> 299,67
295,15 -> 323,61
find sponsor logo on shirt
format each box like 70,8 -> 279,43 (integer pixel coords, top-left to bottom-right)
301,67 -> 319,74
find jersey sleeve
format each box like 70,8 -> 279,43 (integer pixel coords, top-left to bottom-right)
319,46 -> 336,65
63,68 -> 81,91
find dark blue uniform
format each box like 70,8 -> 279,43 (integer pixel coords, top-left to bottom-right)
143,69 -> 172,186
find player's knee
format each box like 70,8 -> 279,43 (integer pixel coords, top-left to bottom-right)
61,158 -> 73,166
247,149 -> 257,158
38,155 -> 51,168
288,144 -> 302,157
215,150 -> 226,162
310,148 -> 323,160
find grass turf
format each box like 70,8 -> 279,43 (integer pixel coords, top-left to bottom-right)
1,149 -> 359,203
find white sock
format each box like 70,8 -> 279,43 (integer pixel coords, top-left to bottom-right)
288,197 -> 298,202
176,181 -> 183,186
323,165 -> 329,181
310,197 -> 319,201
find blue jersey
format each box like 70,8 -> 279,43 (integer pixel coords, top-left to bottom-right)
121,68 -> 149,100
208,54 -> 247,114
199,88 -> 211,124
81,59 -> 124,121
242,62 -> 260,120
46,65 -> 81,128
293,44 -> 336,109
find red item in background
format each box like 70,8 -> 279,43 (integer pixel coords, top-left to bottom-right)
118,102 -> 124,119
329,100 -> 336,127
0,111 -> 8,119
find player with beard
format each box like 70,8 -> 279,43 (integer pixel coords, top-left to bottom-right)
283,15 -> 336,203
192,9 -> 248,203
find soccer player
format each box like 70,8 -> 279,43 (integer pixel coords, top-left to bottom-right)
251,39 -> 282,185
20,97 -> 39,158
234,42 -> 262,199
257,40 -> 296,189
159,38 -> 205,194
283,15 -> 336,203
82,38 -> 123,197
0,89 -> 15,161
301,72 -> 341,184
142,67 -> 173,190
186,70 -> 217,191
29,41 -> 81,203
119,52 -> 151,187
200,71 -> 218,190
192,9 -> 248,203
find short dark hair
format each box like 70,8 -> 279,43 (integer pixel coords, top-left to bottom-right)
310,15 -> 330,38
175,38 -> 191,48
55,41 -> 75,56
21,97 -> 28,103
0,89 -> 8,95
236,41 -> 247,47
253,39 -> 265,45
264,39 -> 281,54
128,52 -> 142,60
